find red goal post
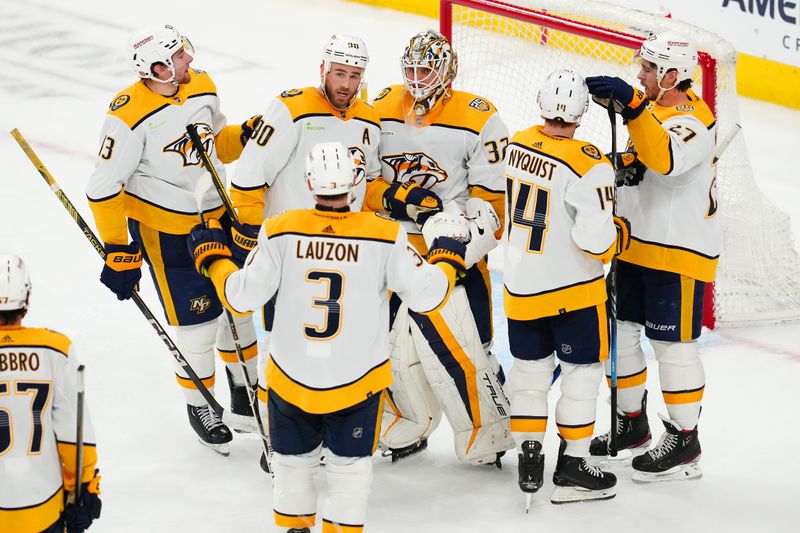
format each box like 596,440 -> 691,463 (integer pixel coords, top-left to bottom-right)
440,0 -> 800,328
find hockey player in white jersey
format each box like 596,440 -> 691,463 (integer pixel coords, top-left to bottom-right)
85,25 -> 261,454
364,29 -> 514,467
586,32 -> 717,482
505,70 -> 628,505
187,142 -> 466,533
0,254 -> 102,532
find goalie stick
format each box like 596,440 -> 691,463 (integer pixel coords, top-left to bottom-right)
9,128 -> 257,434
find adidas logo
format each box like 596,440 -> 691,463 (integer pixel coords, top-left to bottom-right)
1,335 -> 12,343
532,142 -> 543,148
322,225 -> 335,234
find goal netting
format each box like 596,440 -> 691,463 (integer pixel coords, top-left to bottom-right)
442,0 -> 800,327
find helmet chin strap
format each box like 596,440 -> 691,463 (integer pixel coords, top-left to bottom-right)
654,75 -> 679,103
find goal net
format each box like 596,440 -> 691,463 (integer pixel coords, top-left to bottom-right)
442,0 -> 800,328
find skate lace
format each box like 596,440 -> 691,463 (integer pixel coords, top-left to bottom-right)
580,458 -> 604,478
597,415 -> 625,444
648,430 -> 677,460
197,404 -> 224,430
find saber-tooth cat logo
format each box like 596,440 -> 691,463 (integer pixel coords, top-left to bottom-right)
163,123 -> 215,167
381,152 -> 448,189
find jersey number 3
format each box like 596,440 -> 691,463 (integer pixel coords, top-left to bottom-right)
304,270 -> 344,340
0,381 -> 52,456
506,176 -> 551,253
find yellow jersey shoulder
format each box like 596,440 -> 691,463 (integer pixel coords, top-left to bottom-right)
0,327 -> 72,356
107,70 -> 218,129
265,209 -> 399,243
435,90 -> 497,133
511,125 -> 609,177
372,85 -> 405,120
277,87 -> 378,126
651,89 -> 716,129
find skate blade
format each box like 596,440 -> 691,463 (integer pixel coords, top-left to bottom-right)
197,438 -> 231,457
632,462 -> 702,484
524,493 -> 533,513
550,485 -> 616,504
223,411 -> 258,434
590,444 -> 650,468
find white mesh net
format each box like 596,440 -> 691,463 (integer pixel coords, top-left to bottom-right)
446,0 -> 800,327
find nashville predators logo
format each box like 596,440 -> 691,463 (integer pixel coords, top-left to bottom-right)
468,97 -> 490,112
163,123 -> 214,167
349,146 -> 367,186
189,295 -> 212,314
581,145 -> 602,160
381,152 -> 448,189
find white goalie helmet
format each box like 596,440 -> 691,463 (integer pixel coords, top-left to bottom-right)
537,69 -> 589,125
321,34 -> 369,76
0,254 -> 32,312
305,142 -> 357,198
637,31 -> 698,86
401,29 -> 458,111
129,24 -> 194,84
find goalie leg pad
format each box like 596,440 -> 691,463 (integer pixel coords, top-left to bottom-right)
174,319 -> 217,406
508,355 -> 554,450
609,320 -> 648,414
321,454 -> 372,530
409,286 -> 514,464
380,306 -> 442,452
216,313 -> 259,386
556,362 -> 603,457
272,447 -> 321,530
653,340 -> 704,430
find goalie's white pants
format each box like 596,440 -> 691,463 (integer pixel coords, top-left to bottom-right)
173,313 -> 259,406
509,356 -> 602,457
272,446 -> 372,531
606,321 -> 704,429
380,286 -> 514,464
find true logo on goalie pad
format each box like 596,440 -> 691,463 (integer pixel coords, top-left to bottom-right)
189,295 -> 212,314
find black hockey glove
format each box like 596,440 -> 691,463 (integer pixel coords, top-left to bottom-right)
608,151 -> 646,187
427,236 -> 467,277
382,181 -> 443,227
63,472 -> 102,533
240,115 -> 263,146
586,76 -> 649,121
187,219 -> 233,276
230,221 -> 260,267
100,242 -> 142,300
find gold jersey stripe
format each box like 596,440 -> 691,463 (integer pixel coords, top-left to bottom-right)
607,368 -> 647,389
322,519 -> 364,532
510,416 -> 548,433
504,276 -> 607,321
138,223 -> 179,325
274,510 -> 316,528
175,373 -> 215,390
0,326 -> 71,356
125,192 -> 226,237
0,485 -> 62,532
217,340 -> 259,363
619,238 -> 718,282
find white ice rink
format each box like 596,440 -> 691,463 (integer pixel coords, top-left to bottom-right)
1,0 -> 799,531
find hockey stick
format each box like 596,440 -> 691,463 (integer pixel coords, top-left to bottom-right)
188,130 -> 273,473
606,103 -> 619,458
9,128 -> 256,434
66,364 -> 85,506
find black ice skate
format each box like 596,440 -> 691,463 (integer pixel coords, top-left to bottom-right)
287,529 -> 310,533
187,403 -> 232,456
517,440 -> 544,512
590,390 -> 652,462
631,414 -> 702,483
551,438 -> 616,504
380,437 -> 428,463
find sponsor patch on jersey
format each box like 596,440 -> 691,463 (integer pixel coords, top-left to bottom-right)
374,87 -> 391,101
468,97 -> 491,112
581,145 -> 602,160
110,94 -> 130,111
675,105 -> 695,112
280,88 -> 304,98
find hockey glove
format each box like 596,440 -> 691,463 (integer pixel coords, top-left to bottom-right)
427,236 -> 468,277
187,219 -> 233,276
421,211 -> 470,250
464,198 -> 501,267
383,181 -> 443,226
230,221 -> 260,267
585,76 -> 648,121
613,215 -> 631,255
608,151 -> 646,187
240,115 -> 263,147
63,472 -> 102,533
100,242 -> 142,301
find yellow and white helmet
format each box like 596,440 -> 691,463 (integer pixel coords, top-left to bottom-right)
129,24 -> 194,84
0,254 -> 31,312
401,29 -> 458,113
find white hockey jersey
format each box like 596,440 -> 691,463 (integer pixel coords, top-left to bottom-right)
205,208 -> 456,414
0,326 -> 97,533
365,85 -> 507,249
230,87 -> 381,224
504,126 -> 616,321
86,70 -> 245,243
617,89 -> 718,282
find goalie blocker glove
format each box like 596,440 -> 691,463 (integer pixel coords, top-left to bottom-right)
608,151 -> 646,187
585,76 -> 648,121
382,181 -> 443,226
187,219 -> 233,275
100,242 -> 142,300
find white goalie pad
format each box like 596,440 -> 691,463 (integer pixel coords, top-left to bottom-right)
408,286 -> 515,464
380,306 -> 442,450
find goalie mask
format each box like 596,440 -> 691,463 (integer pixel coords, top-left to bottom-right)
635,31 -> 697,91
129,25 -> 195,85
537,69 -> 589,125
401,29 -> 458,116
305,142 -> 357,202
0,254 -> 32,312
